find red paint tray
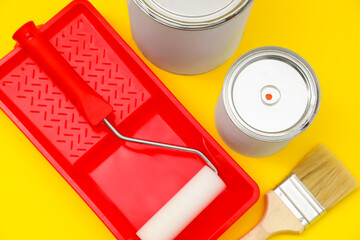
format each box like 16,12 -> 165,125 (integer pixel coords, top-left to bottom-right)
0,1 -> 259,239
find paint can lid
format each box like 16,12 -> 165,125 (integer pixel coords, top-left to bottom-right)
133,0 -> 252,29
223,47 -> 321,142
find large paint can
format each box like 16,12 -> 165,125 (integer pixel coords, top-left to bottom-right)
127,0 -> 254,75
215,47 -> 321,157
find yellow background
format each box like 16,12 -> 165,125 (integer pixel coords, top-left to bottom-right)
0,0 -> 359,239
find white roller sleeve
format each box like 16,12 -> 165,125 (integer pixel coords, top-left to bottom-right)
136,166 -> 226,240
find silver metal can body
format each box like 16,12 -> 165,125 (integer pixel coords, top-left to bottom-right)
215,47 -> 321,157
215,93 -> 291,157
127,0 -> 254,75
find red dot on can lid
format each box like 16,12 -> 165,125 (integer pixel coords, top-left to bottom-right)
265,94 -> 272,101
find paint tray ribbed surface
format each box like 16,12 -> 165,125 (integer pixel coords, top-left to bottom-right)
0,1 -> 259,239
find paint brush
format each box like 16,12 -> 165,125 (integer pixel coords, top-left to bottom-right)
242,144 -> 358,240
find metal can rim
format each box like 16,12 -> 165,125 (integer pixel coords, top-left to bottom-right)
132,0 -> 254,30
222,46 -> 321,142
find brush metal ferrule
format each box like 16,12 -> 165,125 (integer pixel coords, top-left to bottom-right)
274,174 -> 325,227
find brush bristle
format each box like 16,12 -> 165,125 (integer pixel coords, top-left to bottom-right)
292,144 -> 358,209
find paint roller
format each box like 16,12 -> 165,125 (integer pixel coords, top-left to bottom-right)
137,166 -> 225,240
14,21 -> 226,240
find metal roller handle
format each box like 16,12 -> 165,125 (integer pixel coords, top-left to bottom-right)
104,119 -> 218,174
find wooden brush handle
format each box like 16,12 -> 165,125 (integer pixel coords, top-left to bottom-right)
241,191 -> 304,240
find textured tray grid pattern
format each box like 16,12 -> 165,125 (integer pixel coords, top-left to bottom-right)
0,14 -> 150,163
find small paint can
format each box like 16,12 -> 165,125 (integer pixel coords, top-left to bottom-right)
127,0 -> 254,75
215,47 -> 321,157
